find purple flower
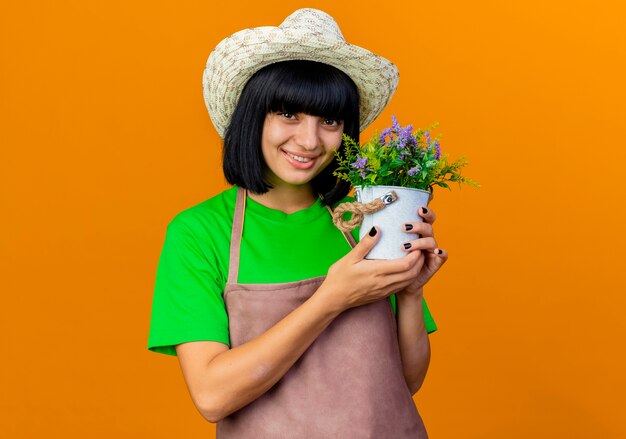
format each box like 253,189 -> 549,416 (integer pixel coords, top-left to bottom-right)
379,127 -> 393,144
433,140 -> 441,159
408,165 -> 421,177
425,131 -> 431,144
397,124 -> 412,140
406,130 -> 415,144
360,170 -> 367,179
350,154 -> 368,169
391,115 -> 401,133
397,124 -> 415,149
381,116 -> 417,149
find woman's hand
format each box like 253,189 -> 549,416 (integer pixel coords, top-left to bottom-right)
399,206 -> 448,296
318,226 -> 426,313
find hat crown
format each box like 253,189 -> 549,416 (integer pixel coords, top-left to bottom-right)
279,8 -> 345,42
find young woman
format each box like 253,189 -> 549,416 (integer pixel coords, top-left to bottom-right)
148,8 -> 447,438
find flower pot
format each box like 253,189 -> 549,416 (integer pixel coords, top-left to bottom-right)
354,185 -> 431,260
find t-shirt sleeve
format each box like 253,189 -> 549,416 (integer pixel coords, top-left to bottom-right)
421,297 -> 437,334
147,217 -> 230,356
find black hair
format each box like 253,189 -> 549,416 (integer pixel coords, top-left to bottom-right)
222,60 -> 360,205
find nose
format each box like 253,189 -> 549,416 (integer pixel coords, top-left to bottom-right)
294,115 -> 322,151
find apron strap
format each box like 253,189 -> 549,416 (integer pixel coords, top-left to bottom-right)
228,187 -> 357,284
227,186 -> 246,284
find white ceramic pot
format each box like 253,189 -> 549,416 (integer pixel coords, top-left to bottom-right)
354,185 -> 431,260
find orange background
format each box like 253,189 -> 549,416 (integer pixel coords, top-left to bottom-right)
2,0 -> 625,437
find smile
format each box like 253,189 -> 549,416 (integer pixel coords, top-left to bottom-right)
286,152 -> 313,162
281,150 -> 318,169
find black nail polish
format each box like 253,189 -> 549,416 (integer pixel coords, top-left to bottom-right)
405,223 -> 413,231
421,207 -> 428,215
437,249 -> 443,255
369,226 -> 377,237
404,243 -> 411,249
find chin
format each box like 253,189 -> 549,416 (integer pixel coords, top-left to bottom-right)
273,172 -> 318,188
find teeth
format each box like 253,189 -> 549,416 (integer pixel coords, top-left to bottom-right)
286,152 -> 313,163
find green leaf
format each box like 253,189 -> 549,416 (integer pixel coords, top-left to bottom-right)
390,157 -> 404,167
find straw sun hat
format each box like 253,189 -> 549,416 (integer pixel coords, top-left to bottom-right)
202,8 -> 400,138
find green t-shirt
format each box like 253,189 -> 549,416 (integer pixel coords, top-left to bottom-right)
148,186 -> 437,356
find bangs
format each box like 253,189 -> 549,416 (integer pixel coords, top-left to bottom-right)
261,60 -> 358,121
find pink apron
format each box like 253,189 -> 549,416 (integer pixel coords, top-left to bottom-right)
217,187 -> 428,438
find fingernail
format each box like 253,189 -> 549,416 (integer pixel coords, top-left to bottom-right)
369,226 -> 377,237
437,249 -> 443,255
405,223 -> 413,231
404,243 -> 412,249
421,207 -> 428,215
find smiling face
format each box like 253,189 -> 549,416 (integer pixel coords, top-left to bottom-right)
260,112 -> 344,191
222,61 -> 360,204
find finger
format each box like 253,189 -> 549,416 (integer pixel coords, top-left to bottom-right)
432,248 -> 449,266
402,237 -> 437,252
350,226 -> 380,261
363,248 -> 422,275
380,256 -> 425,287
385,277 -> 422,297
357,275 -> 421,305
402,221 -> 434,238
418,206 -> 436,224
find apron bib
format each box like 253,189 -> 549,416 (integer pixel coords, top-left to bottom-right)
217,187 -> 428,438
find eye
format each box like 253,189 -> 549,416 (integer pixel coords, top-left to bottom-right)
322,118 -> 342,126
278,112 -> 296,119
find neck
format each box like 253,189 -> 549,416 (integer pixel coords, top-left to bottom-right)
246,184 -> 318,214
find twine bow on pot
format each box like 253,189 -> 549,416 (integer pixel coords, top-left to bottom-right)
331,191 -> 398,232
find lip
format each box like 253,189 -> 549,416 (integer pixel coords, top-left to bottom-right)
281,149 -> 320,159
281,149 -> 318,169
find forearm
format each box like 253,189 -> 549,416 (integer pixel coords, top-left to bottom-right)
396,287 -> 431,395
183,283 -> 343,422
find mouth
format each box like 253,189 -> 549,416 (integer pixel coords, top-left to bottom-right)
281,149 -> 318,169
